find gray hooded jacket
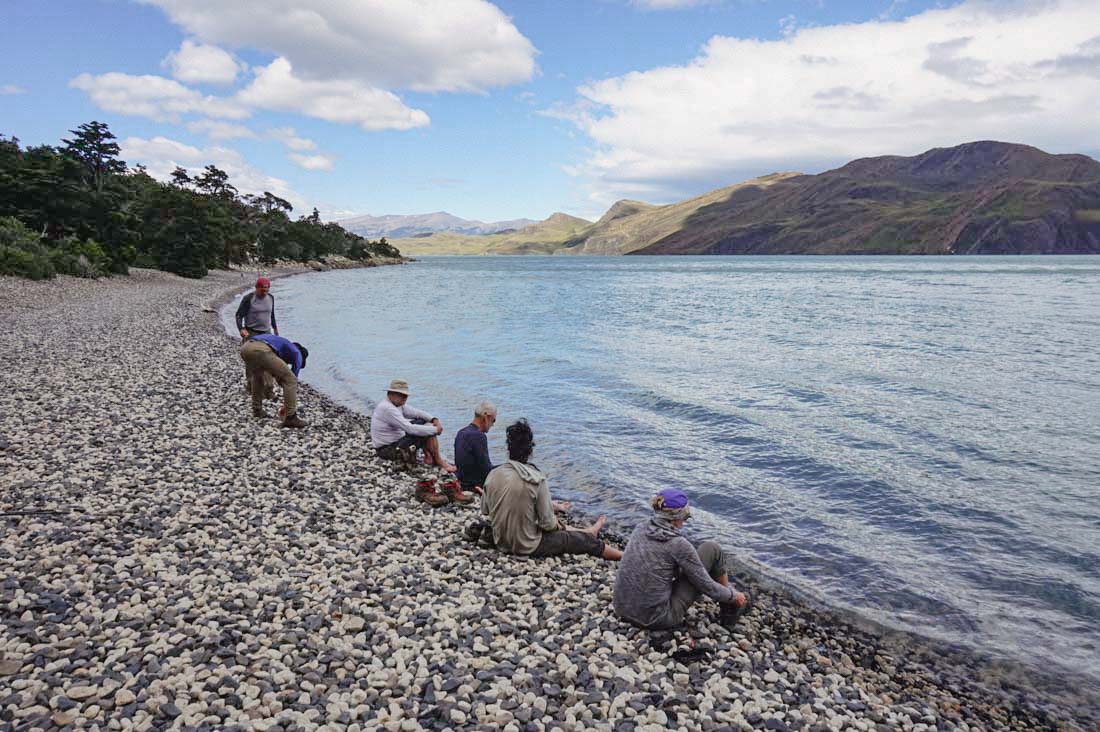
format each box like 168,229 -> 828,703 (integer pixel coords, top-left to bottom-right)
481,460 -> 559,555
613,518 -> 736,628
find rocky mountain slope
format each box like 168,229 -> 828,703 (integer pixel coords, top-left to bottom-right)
558,173 -> 800,255
634,142 -> 1100,255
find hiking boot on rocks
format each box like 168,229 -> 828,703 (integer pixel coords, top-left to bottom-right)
478,523 -> 496,549
414,479 -> 449,507
252,407 -> 269,418
718,597 -> 749,629
439,479 -> 475,505
280,413 -> 307,429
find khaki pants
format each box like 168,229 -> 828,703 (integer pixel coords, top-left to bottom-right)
242,332 -> 275,396
240,340 -> 297,416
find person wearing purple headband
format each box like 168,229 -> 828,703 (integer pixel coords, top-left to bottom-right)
613,488 -> 748,630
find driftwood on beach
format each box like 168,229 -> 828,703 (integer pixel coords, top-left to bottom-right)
0,268 -> 1093,731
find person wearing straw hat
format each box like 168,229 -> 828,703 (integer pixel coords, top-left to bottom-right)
613,489 -> 748,629
370,379 -> 458,474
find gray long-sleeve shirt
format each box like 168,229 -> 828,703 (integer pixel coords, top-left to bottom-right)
613,519 -> 736,628
235,292 -> 277,333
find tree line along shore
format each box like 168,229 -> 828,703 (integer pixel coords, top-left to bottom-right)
0,267 -> 1095,731
0,121 -> 402,282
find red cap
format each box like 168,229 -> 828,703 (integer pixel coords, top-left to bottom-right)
256,277 -> 271,288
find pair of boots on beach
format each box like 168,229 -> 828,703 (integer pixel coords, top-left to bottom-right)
415,474 -> 476,507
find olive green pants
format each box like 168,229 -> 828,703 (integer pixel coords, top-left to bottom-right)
239,340 -> 297,416
664,540 -> 726,628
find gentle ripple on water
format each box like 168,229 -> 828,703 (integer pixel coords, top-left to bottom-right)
228,255 -> 1100,687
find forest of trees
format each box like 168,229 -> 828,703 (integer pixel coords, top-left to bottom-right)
0,121 -> 400,280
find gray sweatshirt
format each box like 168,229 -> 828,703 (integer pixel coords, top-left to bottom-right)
613,519 -> 736,628
481,460 -> 559,555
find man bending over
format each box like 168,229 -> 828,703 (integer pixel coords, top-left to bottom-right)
370,379 -> 457,473
239,334 -> 307,429
482,419 -> 622,561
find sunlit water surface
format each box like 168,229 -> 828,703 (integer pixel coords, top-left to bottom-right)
227,255 -> 1100,687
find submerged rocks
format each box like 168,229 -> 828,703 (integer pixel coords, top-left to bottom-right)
0,268 -> 1093,731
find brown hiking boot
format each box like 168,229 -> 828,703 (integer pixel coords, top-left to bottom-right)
280,414 -> 307,429
252,407 -> 269,418
440,479 -> 475,505
414,480 -> 449,507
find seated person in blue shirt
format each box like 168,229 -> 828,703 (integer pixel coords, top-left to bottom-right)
454,401 -> 497,496
239,334 -> 308,428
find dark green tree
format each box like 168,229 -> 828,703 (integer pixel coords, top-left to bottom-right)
62,121 -> 126,195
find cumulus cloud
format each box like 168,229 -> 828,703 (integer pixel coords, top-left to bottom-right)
632,0 -> 714,8
163,39 -> 246,84
121,135 -> 306,210
288,153 -> 335,171
268,127 -> 316,151
559,0 -> 1100,207
186,119 -> 256,139
238,57 -> 430,131
70,72 -> 248,122
137,0 -> 537,93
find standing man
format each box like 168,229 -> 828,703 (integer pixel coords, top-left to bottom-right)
236,277 -> 278,338
235,277 -> 278,397
454,402 -> 497,495
371,379 -> 458,473
239,334 -> 308,428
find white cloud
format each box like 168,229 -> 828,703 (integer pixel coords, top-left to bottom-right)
120,135 -> 306,210
186,119 -> 256,139
163,39 -> 246,84
268,126 -> 316,151
632,0 -> 714,9
238,57 -> 430,131
560,0 -> 1100,207
1,84 -> 26,95
288,153 -> 335,171
70,72 -> 248,122
138,0 -> 537,93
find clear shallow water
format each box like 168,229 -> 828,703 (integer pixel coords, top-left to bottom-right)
232,256 -> 1100,685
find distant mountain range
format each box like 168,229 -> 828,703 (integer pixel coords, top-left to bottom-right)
388,142 -> 1100,256
339,211 -> 538,239
392,212 -> 592,255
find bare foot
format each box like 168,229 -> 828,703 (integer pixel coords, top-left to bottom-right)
444,462 -> 458,473
585,515 -> 607,536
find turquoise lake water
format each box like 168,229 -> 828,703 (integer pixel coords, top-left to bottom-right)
229,255 -> 1100,687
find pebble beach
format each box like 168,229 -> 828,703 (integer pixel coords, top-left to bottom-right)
0,268 -> 1095,731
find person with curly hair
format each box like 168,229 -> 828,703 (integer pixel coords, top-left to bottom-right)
481,419 -> 622,561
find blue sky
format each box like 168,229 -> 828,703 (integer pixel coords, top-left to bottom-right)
2,0 -> 1099,223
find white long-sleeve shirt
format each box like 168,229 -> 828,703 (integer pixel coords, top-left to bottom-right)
370,399 -> 437,447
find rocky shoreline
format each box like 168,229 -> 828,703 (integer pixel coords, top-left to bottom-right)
0,268 -> 1094,731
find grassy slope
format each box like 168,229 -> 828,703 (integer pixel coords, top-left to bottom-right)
557,173 -> 802,255
392,213 -> 591,256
